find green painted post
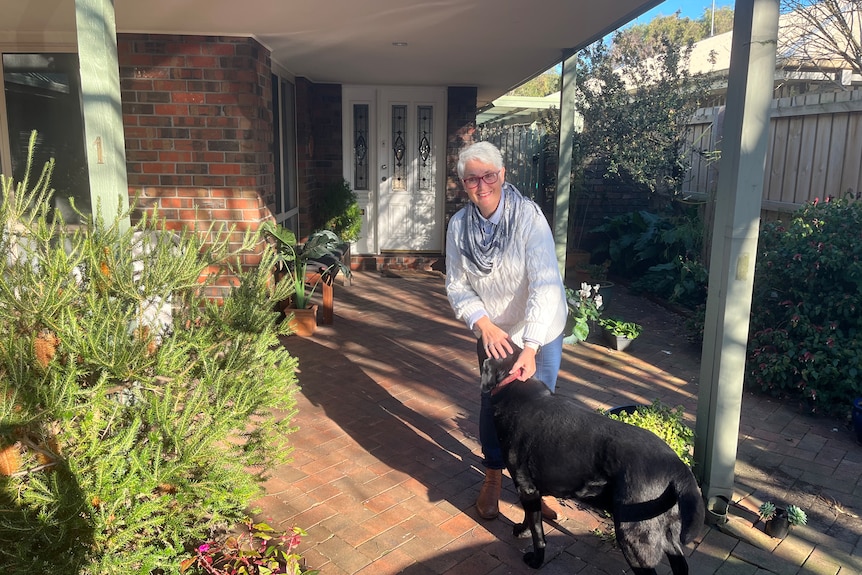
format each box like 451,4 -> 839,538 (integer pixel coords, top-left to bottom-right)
75,0 -> 130,232
694,0 -> 779,522
554,49 -> 578,278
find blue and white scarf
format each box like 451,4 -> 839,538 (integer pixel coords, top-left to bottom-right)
461,182 -> 527,275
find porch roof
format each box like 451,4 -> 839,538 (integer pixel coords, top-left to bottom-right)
0,0 -> 662,108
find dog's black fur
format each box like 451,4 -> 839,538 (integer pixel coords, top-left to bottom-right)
481,347 -> 705,575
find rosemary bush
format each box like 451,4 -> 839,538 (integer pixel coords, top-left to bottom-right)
0,135 -> 300,574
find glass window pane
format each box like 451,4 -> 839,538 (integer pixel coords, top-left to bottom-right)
3,53 -> 90,222
281,79 -> 297,213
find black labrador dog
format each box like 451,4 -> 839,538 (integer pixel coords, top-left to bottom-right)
481,347 -> 705,575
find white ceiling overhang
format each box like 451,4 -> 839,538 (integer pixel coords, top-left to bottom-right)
0,0 -> 663,108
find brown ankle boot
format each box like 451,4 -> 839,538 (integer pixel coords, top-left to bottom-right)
476,468 -> 503,519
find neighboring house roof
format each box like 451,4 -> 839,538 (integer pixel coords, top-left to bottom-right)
0,0 -> 662,109
686,6 -> 861,85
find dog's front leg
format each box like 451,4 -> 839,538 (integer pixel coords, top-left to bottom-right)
518,495 -> 546,568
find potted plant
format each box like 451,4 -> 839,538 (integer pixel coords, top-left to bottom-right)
758,501 -> 807,539
259,223 -> 351,335
563,282 -> 604,345
602,400 -> 694,467
598,317 -> 642,351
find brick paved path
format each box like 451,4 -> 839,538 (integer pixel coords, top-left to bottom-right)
255,271 -> 862,574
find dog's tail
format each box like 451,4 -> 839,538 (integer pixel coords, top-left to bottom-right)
675,472 -> 706,545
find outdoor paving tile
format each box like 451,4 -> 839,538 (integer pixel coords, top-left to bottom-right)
356,524 -> 415,559
687,548 -> 727,575
358,504 -> 415,535
732,538 -> 800,575
713,555 -> 760,574
316,535 -> 376,572
438,513 -> 482,540
367,548 -> 427,575
423,539 -> 487,574
260,273 -> 862,574
332,519 -> 378,547
439,549 -> 502,575
799,546 -> 843,575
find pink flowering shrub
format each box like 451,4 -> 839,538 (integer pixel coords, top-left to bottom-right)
181,521 -> 317,575
748,197 -> 862,415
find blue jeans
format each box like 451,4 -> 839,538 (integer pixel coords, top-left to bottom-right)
478,332 -> 564,470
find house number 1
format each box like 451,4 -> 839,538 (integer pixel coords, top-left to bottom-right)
93,136 -> 105,164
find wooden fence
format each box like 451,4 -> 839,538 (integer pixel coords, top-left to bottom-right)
477,122 -> 555,215
683,88 -> 862,219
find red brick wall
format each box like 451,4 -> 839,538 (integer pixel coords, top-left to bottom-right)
118,34 -> 274,298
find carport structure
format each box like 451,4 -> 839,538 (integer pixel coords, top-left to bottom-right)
0,0 -> 783,525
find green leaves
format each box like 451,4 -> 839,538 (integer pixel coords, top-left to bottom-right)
0,138 -> 301,573
603,400 -> 695,467
748,198 -> 862,416
573,36 -> 709,196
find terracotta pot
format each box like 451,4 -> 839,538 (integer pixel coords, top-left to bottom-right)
285,304 -> 319,336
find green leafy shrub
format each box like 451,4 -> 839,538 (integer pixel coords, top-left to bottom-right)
601,400 -> 695,467
573,37 -> 709,197
0,135 -> 301,574
598,317 -> 642,339
592,208 -> 704,283
747,198 -> 862,416
311,179 -> 362,243
631,255 -> 708,310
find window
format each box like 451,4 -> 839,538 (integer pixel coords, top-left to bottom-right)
271,74 -> 298,234
2,53 -> 90,222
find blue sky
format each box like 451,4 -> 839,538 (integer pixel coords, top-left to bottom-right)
630,0 -> 735,24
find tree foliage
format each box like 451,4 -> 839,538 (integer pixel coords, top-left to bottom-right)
507,72 -> 561,97
611,7 -> 735,61
573,37 -> 711,196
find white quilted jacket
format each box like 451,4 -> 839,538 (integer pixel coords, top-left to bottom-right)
445,200 -> 567,347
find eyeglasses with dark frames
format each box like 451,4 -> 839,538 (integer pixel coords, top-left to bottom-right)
462,171 -> 500,189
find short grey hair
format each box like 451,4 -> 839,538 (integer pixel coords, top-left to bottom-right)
457,141 -> 504,178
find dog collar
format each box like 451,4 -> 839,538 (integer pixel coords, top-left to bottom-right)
491,372 -> 520,395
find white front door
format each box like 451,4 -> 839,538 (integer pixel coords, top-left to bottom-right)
342,86 -> 446,254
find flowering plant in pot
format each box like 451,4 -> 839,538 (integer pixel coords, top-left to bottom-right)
564,283 -> 604,344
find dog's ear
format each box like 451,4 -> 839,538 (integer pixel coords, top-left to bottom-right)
480,357 -> 498,394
